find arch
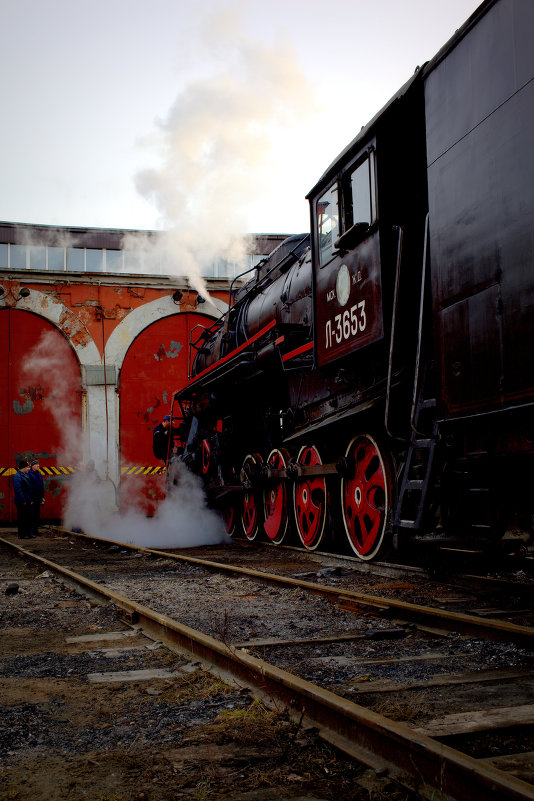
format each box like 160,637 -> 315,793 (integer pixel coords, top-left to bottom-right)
0,308 -> 83,522
119,310 -> 217,515
104,293 -> 226,367
0,289 -> 108,490
0,287 -> 228,505
0,287 -> 100,365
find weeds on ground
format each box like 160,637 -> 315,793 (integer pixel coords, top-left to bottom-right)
161,669 -> 234,703
94,795 -> 125,801
190,778 -> 212,800
370,691 -> 429,723
210,698 -> 285,746
364,787 -> 420,801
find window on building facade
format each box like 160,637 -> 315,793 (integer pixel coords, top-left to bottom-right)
123,251 -> 141,273
0,237 -> 268,277
48,247 -> 65,270
86,249 -> 104,272
29,246 -> 46,269
105,250 -> 122,270
67,247 -> 84,271
10,245 -> 27,269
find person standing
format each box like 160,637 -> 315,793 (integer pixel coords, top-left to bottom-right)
152,415 -> 173,463
28,458 -> 45,538
12,459 -> 33,539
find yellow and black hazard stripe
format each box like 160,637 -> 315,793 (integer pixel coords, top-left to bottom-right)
0,466 -> 76,476
121,465 -> 167,476
3,465 -> 166,476
40,466 -> 76,476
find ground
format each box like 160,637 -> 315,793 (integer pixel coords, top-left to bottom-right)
0,550 -> 418,801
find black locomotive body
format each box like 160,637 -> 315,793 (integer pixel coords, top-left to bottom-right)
174,0 -> 534,560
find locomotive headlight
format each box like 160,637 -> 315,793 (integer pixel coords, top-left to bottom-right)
336,264 -> 351,307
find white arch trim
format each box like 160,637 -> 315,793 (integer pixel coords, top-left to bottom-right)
104,293 -> 226,367
0,289 -> 110,478
0,289 -> 100,365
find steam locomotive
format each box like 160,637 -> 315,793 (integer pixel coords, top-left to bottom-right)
173,0 -> 534,561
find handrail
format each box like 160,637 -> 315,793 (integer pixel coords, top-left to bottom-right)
185,236 -> 310,384
187,322 -> 210,380
227,265 -> 257,312
384,225 -> 405,440
227,234 -> 309,316
410,213 -> 430,436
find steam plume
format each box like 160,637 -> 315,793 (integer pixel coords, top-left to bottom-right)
64,459 -> 229,549
19,329 -> 81,466
22,333 -> 229,549
133,7 -> 317,294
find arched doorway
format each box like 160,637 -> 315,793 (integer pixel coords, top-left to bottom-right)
119,311 -> 215,515
0,309 -> 82,522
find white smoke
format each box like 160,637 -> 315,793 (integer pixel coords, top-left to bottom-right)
14,9 -> 313,547
21,333 -> 229,550
19,329 -> 81,466
131,7 -> 317,295
64,459 -> 229,549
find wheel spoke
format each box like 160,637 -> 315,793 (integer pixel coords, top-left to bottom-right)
341,435 -> 391,560
293,445 -> 327,550
240,454 -> 262,540
263,449 -> 289,545
221,499 -> 236,537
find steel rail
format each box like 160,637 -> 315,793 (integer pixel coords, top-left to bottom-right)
2,534 -> 533,801
275,541 -> 534,601
52,528 -> 534,648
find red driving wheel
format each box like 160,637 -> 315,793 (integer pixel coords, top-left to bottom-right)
202,439 -> 211,475
263,448 -> 290,545
341,434 -> 392,560
220,498 -> 237,537
240,453 -> 263,540
293,444 -> 327,550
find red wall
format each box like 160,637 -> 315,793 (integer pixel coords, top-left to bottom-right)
0,309 -> 82,521
119,311 -> 215,515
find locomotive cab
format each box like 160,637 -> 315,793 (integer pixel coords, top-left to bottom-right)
292,72 -> 430,558
309,72 -> 428,378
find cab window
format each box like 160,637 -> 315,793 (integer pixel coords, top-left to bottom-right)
316,183 -> 339,267
347,151 -> 376,229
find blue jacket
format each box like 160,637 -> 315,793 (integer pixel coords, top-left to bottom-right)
13,470 -> 33,505
28,468 -> 45,502
153,422 -> 171,461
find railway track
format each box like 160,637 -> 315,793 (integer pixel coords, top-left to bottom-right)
0,537 -> 373,801
2,527 -> 534,800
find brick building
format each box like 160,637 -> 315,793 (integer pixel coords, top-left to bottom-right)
0,221 -> 287,523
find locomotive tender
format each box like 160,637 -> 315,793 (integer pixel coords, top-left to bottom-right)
173,0 -> 534,560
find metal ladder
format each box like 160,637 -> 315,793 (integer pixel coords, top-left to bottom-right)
393,372 -> 437,531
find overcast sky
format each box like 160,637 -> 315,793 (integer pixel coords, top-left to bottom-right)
1,0 -> 482,236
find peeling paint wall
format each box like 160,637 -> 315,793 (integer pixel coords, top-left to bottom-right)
0,274 -> 228,521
